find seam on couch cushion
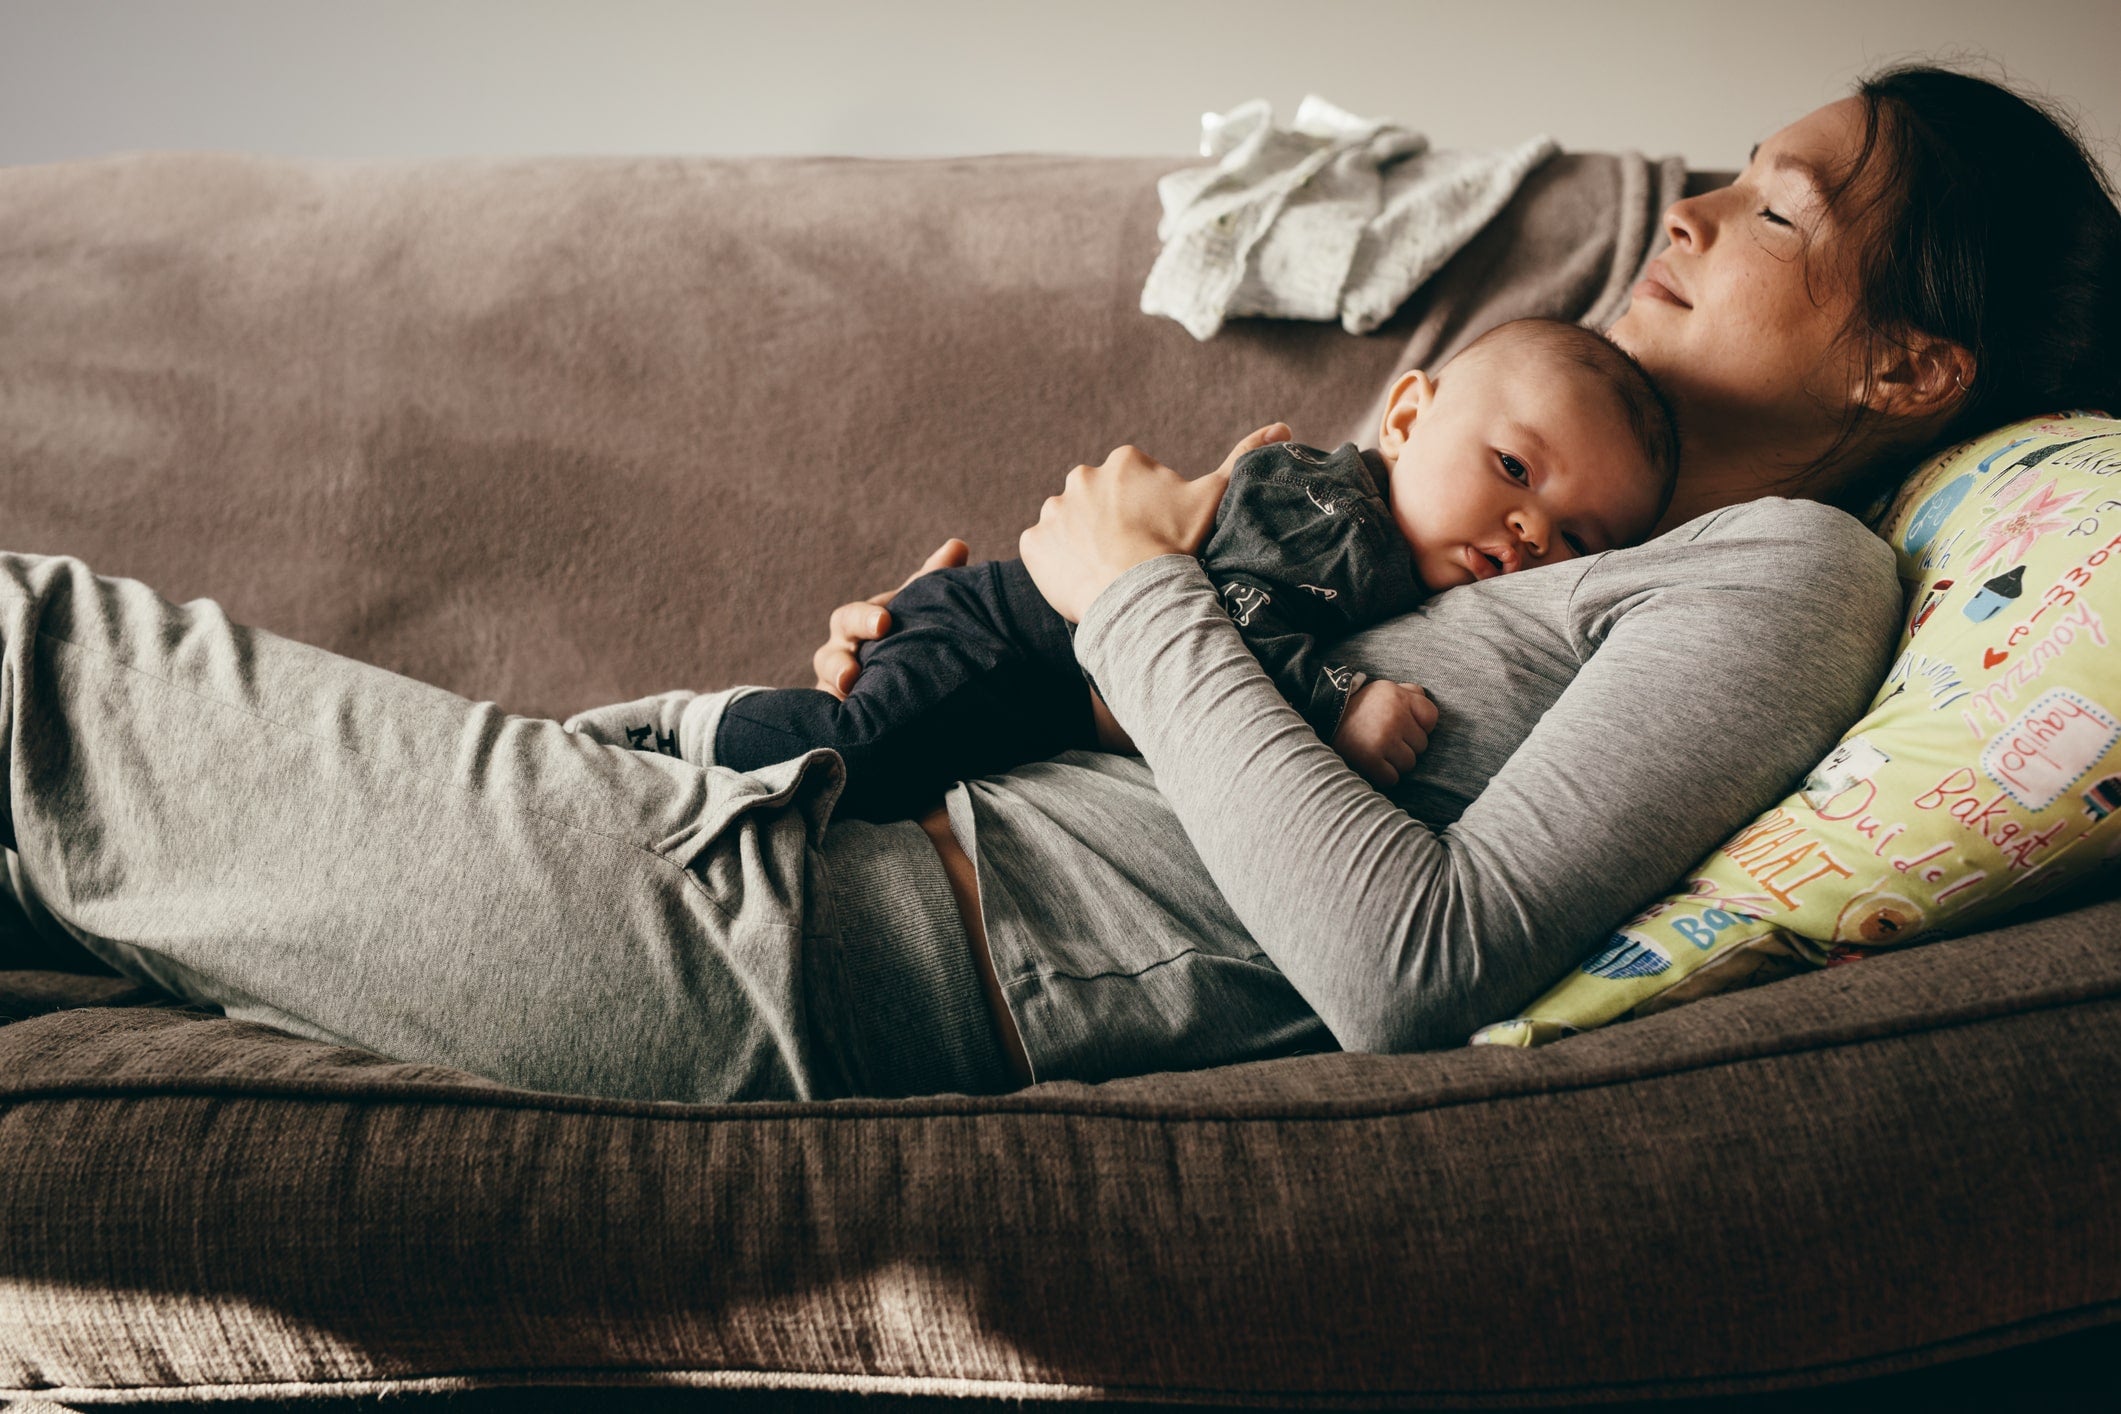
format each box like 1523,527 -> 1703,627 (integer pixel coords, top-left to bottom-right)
2,981 -> 2115,1124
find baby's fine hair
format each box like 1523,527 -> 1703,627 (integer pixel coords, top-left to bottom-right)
1454,318 -> 1681,517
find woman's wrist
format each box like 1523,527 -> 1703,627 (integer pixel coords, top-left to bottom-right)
1087,538 -> 1194,613
1073,554 -> 1214,703
1079,552 -> 1201,623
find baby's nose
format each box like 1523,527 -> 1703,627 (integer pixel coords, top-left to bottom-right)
1506,514 -> 1547,562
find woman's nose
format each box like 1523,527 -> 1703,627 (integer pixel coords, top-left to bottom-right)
1662,191 -> 1707,250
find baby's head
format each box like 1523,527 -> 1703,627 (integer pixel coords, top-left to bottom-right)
1375,318 -> 1678,591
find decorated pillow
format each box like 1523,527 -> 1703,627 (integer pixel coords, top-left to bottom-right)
1473,412 -> 2121,1047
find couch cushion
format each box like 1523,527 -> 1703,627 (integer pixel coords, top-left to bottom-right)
0,970 -> 164,1025
3,892 -> 2116,1405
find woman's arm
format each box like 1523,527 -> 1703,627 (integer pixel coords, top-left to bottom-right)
1067,506 -> 1901,1053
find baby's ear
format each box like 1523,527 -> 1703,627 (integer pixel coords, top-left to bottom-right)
1376,370 -> 1434,463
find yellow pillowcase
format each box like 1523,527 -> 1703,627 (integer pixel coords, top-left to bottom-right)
1473,412 -> 2121,1047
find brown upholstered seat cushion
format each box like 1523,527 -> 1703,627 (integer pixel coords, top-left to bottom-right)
0,148 -> 2114,1403
3,892 -> 2117,1403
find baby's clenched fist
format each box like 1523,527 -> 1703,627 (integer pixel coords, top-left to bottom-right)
1330,679 -> 1439,787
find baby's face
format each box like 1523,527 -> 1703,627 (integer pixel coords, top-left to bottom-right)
1379,349 -> 1666,592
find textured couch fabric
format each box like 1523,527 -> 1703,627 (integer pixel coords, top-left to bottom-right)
0,148 -> 2115,1406
4,890 -> 2119,1406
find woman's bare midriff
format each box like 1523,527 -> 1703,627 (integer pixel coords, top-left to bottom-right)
916,804 -> 1035,1088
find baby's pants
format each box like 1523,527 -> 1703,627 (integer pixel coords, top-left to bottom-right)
0,553 -> 853,1103
715,558 -> 1100,821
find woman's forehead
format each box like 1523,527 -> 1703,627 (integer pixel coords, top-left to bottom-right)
1759,96 -> 1868,178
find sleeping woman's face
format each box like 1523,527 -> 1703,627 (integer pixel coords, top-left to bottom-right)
1607,97 -> 1886,452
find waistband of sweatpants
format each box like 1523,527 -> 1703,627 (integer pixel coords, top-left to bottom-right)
818,816 -> 1016,1099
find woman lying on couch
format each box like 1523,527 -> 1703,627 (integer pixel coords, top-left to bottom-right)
815,64 -> 2121,1093
5,65 -> 2117,1104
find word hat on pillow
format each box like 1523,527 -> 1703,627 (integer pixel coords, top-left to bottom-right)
1474,412 -> 2121,1047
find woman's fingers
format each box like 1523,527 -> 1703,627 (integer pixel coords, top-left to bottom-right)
877,538 -> 971,606
1215,422 -> 1293,480
812,617 -> 869,699
813,539 -> 973,698
831,599 -> 888,643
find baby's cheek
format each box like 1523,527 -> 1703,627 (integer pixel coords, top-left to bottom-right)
1408,544 -> 1456,594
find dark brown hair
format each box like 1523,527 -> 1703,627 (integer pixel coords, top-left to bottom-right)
1819,63 -> 2121,506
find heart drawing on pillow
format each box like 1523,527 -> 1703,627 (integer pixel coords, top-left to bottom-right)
1474,412 -> 2121,1047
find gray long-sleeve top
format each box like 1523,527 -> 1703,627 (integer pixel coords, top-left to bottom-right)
943,496 -> 1901,1083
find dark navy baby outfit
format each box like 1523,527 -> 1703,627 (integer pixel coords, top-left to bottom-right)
714,441 -> 1425,821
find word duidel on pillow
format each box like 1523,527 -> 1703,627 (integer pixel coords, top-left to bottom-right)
1473,412 -> 2121,1047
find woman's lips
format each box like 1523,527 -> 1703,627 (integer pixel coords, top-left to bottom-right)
1633,261 -> 1692,309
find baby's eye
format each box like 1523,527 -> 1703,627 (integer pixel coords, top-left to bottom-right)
1499,453 -> 1529,482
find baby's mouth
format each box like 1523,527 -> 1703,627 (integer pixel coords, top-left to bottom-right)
1462,545 -> 1504,581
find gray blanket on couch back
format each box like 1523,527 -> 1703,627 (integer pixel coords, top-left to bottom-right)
0,148 -> 1683,724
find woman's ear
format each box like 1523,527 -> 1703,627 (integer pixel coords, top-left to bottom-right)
1858,333 -> 1977,423
1377,370 -> 1435,465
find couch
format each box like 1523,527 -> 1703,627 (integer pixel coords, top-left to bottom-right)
0,145 -> 2115,1409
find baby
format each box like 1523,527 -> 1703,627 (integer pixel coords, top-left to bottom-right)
566,318 -> 1678,820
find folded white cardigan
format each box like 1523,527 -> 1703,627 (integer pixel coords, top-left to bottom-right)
1142,96 -> 1556,340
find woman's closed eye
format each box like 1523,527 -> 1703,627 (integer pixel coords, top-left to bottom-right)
1758,206 -> 1792,227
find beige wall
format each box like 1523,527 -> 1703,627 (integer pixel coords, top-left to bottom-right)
2,0 -> 2116,179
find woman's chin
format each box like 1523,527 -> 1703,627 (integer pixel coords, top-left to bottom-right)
1604,307 -> 1687,383
1604,302 -> 1654,352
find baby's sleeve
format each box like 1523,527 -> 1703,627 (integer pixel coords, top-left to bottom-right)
1202,443 -> 1422,739
1210,575 -> 1369,738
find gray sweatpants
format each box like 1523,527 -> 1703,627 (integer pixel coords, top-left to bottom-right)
0,553 -> 852,1103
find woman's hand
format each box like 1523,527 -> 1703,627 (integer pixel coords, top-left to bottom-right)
811,538 -> 970,699
1211,421 -> 1291,481
1021,422 -> 1291,624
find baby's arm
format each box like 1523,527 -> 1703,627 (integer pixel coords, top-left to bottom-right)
1204,440 -> 1435,784
1214,573 -> 1437,786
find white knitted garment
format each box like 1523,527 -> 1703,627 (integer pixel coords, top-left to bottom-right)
1141,96 -> 1557,340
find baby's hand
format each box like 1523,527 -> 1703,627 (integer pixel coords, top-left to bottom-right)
1330,679 -> 1438,787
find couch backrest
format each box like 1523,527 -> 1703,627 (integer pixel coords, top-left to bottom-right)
0,150 -> 1683,719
